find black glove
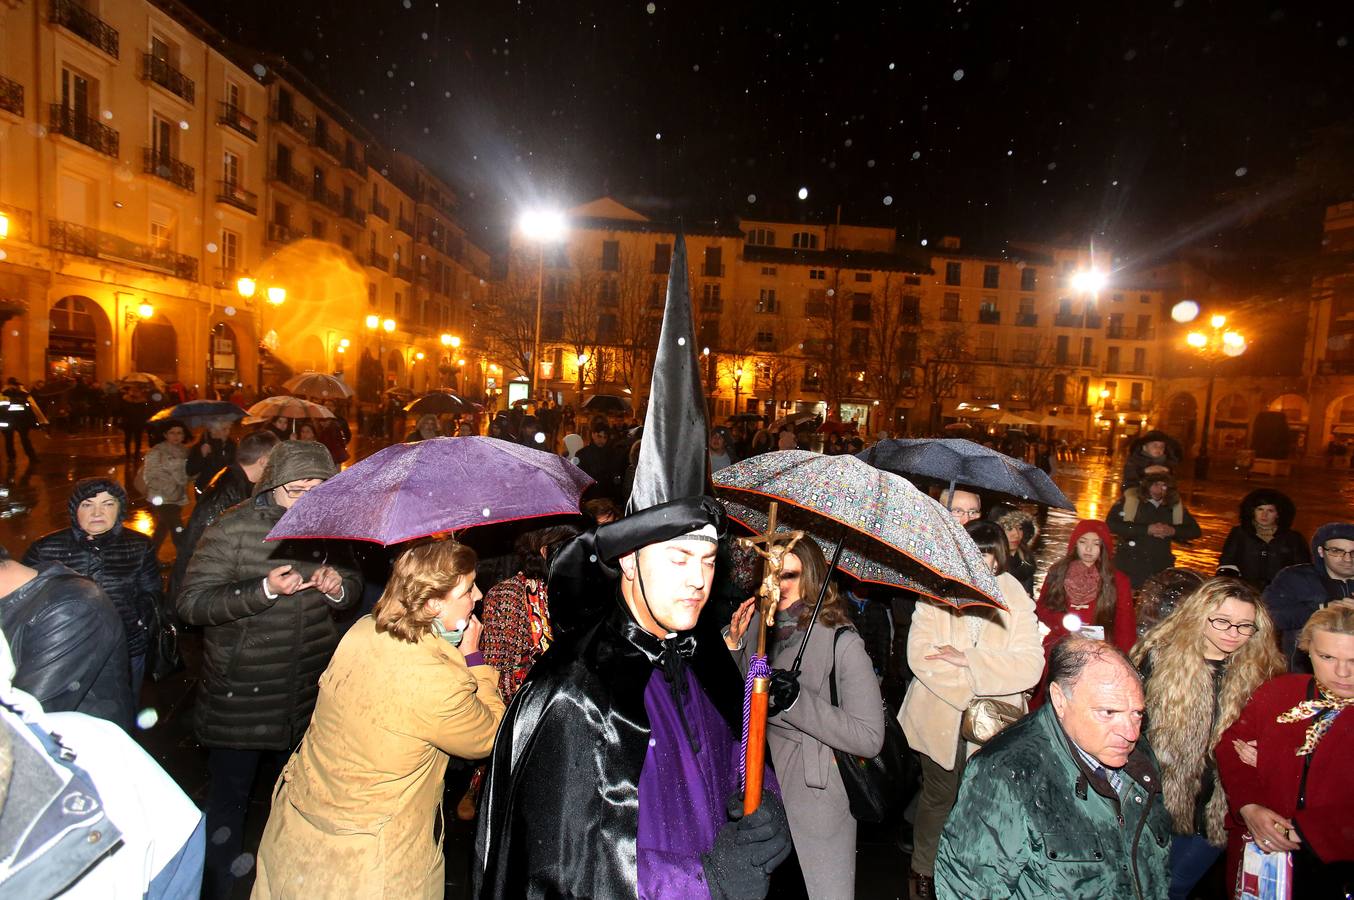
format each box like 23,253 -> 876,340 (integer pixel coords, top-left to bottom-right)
701,790 -> 793,900
767,668 -> 800,717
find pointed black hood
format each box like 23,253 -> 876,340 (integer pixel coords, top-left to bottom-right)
594,232 -> 724,562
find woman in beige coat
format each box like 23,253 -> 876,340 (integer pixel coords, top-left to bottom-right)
252,539 -> 506,899
900,520 -> 1044,900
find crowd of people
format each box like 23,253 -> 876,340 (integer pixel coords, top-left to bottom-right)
0,369 -> 1351,900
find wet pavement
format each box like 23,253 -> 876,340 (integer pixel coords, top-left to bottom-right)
1,426 -> 1351,898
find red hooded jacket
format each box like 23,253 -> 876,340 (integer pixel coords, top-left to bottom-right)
1035,519 -> 1137,655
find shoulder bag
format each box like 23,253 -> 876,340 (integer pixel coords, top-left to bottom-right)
828,628 -> 917,823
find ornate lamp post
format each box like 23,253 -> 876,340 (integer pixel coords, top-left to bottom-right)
517,209 -> 567,403
1186,313 -> 1247,480
237,276 -> 285,397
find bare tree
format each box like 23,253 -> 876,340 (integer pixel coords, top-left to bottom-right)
613,246 -> 658,395
1007,337 -> 1065,412
803,269 -> 861,417
480,249 -> 544,382
560,249 -> 604,404
716,294 -> 760,413
866,274 -> 920,436
920,323 -> 971,432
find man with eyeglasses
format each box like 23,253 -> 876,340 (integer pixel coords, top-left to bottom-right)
177,440 -> 362,900
1263,522 -> 1354,669
939,488 -> 983,526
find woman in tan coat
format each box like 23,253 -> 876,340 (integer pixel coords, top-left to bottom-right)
252,539 -> 505,899
899,520 -> 1045,900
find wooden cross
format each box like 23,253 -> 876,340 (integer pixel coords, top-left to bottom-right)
737,501 -> 805,658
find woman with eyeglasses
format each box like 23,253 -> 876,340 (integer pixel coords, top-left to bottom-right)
1216,600 -> 1354,898
1130,576 -> 1284,900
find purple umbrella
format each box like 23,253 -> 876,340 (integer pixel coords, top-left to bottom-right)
266,436 -> 593,545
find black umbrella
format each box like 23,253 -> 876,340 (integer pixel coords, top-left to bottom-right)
581,394 -> 633,414
404,391 -> 480,416
858,438 -> 1075,510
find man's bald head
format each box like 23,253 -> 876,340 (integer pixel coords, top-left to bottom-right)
940,489 -> 982,525
1047,637 -> 1145,769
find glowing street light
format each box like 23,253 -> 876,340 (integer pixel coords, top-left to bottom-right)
235,276 -> 257,299
382,318 -> 396,334
440,333 -> 461,348
519,207 -> 569,402
1068,268 -> 1108,294
136,302 -> 155,319
365,314 -> 381,331
1185,311 -> 1247,479
0,211 -> 9,239
266,286 -> 286,305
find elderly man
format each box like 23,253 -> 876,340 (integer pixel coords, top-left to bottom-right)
177,440 -> 361,900
939,488 -> 983,527
23,478 -> 161,699
935,637 -> 1171,900
1263,521 -> 1354,667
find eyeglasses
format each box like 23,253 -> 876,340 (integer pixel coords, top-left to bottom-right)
1207,617 -> 1258,637
278,485 -> 314,499
952,508 -> 982,520
1321,546 -> 1354,560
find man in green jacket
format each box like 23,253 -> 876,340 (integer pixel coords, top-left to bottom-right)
935,637 -> 1171,900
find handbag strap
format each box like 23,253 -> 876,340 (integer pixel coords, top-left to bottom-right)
828,627 -> 847,708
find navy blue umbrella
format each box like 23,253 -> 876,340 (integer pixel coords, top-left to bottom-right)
858,438 -> 1075,510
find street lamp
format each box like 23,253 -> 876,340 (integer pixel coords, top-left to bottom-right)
0,211 -> 9,240
733,365 -> 744,412
1068,268 -> 1108,295
237,276 -> 285,396
1185,312 -> 1247,480
518,208 -> 568,403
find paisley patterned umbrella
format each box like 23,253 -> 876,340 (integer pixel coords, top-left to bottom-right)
714,450 -> 1003,610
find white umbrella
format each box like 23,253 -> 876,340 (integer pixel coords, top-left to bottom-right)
283,372 -> 352,400
244,395 -> 335,423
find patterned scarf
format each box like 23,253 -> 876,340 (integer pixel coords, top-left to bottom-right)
1276,681 -> 1354,756
773,601 -> 805,648
1064,562 -> 1102,609
1253,520 -> 1278,542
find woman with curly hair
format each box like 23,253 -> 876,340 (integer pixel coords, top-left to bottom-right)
1130,576 -> 1285,900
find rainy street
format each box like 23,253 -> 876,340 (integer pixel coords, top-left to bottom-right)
3,428 -> 1351,898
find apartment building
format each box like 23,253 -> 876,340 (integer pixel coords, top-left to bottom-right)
508,198 -> 1164,436
0,0 -> 489,399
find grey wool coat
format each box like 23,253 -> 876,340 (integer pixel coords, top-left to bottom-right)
738,622 -> 885,900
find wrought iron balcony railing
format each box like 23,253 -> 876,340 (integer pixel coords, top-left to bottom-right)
0,76 -> 22,118
217,102 -> 257,140
50,219 -> 197,281
50,0 -> 119,58
369,199 -> 389,221
142,53 -> 194,103
269,160 -> 308,194
49,104 -> 119,156
143,147 -> 195,191
217,180 -> 258,214
267,221 -> 301,244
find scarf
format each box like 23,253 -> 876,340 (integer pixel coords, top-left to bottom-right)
1276,681 -> 1354,756
1253,521 -> 1278,542
773,601 -> 805,649
1064,562 -> 1102,609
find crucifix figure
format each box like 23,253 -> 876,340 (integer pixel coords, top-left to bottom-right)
737,502 -> 805,652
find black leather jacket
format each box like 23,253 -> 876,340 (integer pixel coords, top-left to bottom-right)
1,562 -> 133,729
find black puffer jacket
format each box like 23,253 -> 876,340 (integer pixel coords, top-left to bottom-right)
1,562 -> 133,728
21,479 -> 160,657
170,463 -> 253,599
176,441 -> 361,750
185,433 -> 237,495
1217,489 -> 1310,590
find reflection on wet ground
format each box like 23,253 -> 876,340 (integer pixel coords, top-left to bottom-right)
2,430 -> 1352,898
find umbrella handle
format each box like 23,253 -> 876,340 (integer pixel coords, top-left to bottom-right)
790,525 -> 847,674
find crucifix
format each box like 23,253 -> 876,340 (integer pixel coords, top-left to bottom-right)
735,501 -> 803,815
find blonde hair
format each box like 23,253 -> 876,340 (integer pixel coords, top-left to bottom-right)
373,539 -> 478,643
1131,577 -> 1284,842
1299,599 -> 1354,651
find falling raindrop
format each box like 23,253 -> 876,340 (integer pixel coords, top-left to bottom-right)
1234,166 -> 1248,177
747,193 -> 757,203
206,242 -> 218,253
797,187 -> 808,200
677,336 -> 687,345
481,507 -> 491,517
911,151 -> 921,160
655,133 -> 662,140
952,69 -> 965,81
1062,613 -> 1084,632
224,305 -> 236,316
136,708 -> 160,729
150,496 -> 164,507
252,64 -> 267,78
883,195 -> 893,206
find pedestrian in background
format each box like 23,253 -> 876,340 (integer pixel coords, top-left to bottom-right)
1,376 -> 43,464
1036,519 -> 1137,655
142,418 -> 191,554
1215,601 -> 1354,897
900,521 -> 1044,900
990,505 -> 1038,597
725,536 -> 886,900
119,387 -> 153,459
252,540 -> 504,899
23,478 -> 162,701
935,638 -> 1172,900
1120,429 -> 1181,490
1217,488 -> 1309,590
186,417 -> 237,496
1263,522 -> 1354,667
1131,577 -> 1284,900
1107,472 -> 1201,589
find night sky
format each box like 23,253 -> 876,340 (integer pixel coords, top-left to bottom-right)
192,0 -> 1354,266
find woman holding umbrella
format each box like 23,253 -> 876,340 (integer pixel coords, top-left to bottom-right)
899,521 -> 1044,900
724,537 -> 885,900
252,539 -> 506,898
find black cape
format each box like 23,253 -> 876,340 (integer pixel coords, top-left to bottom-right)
472,594 -> 746,898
